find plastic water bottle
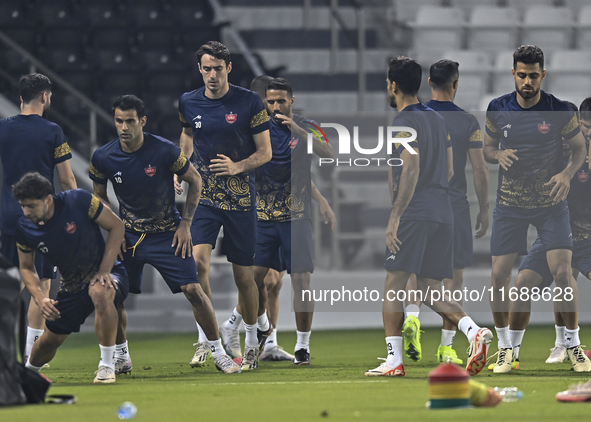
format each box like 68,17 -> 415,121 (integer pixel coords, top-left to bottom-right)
493,387 -> 523,402
117,401 -> 137,419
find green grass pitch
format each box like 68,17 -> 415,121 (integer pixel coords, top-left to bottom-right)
2,326 -> 591,421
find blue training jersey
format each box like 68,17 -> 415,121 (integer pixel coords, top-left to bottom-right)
256,114 -> 313,222
568,156 -> 591,242
16,190 -> 104,294
425,100 -> 483,209
178,84 -> 270,212
486,91 -> 580,209
0,114 -> 72,235
391,103 -> 453,223
89,132 -> 190,233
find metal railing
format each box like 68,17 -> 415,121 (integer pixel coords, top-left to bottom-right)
0,31 -> 113,159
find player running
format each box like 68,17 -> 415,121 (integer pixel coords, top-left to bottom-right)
484,45 -> 587,373
365,57 -> 492,377
403,59 -> 489,365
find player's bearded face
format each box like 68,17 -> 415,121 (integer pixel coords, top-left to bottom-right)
266,89 -> 293,124
513,62 -> 544,101
42,91 -> 52,111
580,119 -> 591,143
387,80 -> 397,108
114,108 -> 146,146
20,197 -> 51,224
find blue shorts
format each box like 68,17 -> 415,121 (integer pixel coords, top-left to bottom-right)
191,204 -> 256,266
45,262 -> 128,335
519,237 -> 591,289
1,233 -> 56,279
384,220 -> 453,281
491,202 -> 572,257
254,219 -> 314,274
122,230 -> 199,294
452,205 -> 473,269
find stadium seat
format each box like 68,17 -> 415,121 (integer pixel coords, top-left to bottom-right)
0,48 -> 33,74
467,6 -> 519,54
449,0 -> 498,18
33,1 -> 85,28
83,5 -> 128,28
41,50 -> 87,72
146,70 -> 190,97
547,51 -> 591,94
89,28 -> 133,52
492,50 -> 516,94
1,28 -> 40,53
412,6 -> 465,64
130,5 -> 175,28
0,1 -> 30,28
140,52 -> 185,72
576,6 -> 591,49
94,51 -> 139,72
506,0 -> 555,15
564,0 -> 591,13
98,70 -> 143,99
171,5 -> 214,27
135,29 -> 178,53
42,28 -> 86,52
440,50 -> 491,111
392,0 -> 441,23
522,6 -> 573,53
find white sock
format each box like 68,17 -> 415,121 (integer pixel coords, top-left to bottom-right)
565,327 -> 581,349
257,311 -> 270,332
458,316 -> 480,343
208,339 -> 224,357
25,327 -> 44,358
555,325 -> 566,347
265,328 -> 277,347
495,326 -> 511,349
385,336 -> 403,368
244,323 -> 258,348
25,360 -> 42,373
224,308 -> 243,331
196,322 -> 208,343
404,304 -> 420,319
440,329 -> 456,347
99,345 -> 116,370
295,331 -> 311,352
510,329 -> 525,359
115,341 -> 130,359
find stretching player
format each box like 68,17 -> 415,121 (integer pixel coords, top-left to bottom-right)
178,41 -> 272,371
220,78 -> 333,364
365,57 -> 492,377
484,45 -> 587,373
404,59 -> 489,364
16,172 -> 126,383
90,95 -> 239,374
507,98 -> 591,372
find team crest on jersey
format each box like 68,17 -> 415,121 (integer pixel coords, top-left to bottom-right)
65,222 -> 76,234
145,165 -> 156,177
290,138 -> 298,149
538,122 -> 551,134
225,113 -> 237,124
578,170 -> 589,183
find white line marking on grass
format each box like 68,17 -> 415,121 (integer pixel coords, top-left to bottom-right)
191,380 -> 389,386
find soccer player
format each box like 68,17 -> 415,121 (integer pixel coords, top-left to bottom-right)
484,45 -> 587,373
365,56 -> 493,377
178,41 -> 272,370
15,172 -> 126,383
403,60 -> 489,364
90,95 -> 239,374
0,73 -> 77,363
220,78 -> 333,365
219,75 -> 336,362
507,98 -> 591,372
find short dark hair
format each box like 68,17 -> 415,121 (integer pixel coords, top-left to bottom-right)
565,101 -> 578,112
266,77 -> 293,98
196,41 -> 231,66
12,172 -> 52,202
579,97 -> 591,121
387,56 -> 422,96
513,45 -> 544,70
19,73 -> 52,104
250,75 -> 273,99
429,59 -> 459,90
112,95 -> 145,119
